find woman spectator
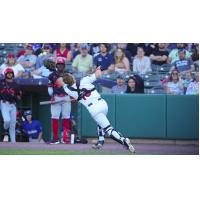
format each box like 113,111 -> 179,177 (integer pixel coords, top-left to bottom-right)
0,53 -> 25,78
114,48 -> 130,74
133,47 -> 152,75
186,72 -> 199,95
125,75 -> 144,94
54,43 -> 72,62
165,69 -> 184,95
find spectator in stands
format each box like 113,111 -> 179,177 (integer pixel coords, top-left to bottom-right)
17,43 -> 27,58
186,72 -> 199,95
165,69 -> 184,95
170,49 -> 195,73
125,75 -> 144,94
191,43 -> 199,71
17,44 -> 37,73
114,48 -> 130,74
72,44 -> 93,73
71,43 -> 81,59
93,43 -> 114,73
150,43 -> 169,66
54,43 -> 72,62
133,47 -> 152,74
32,43 -> 43,56
191,43 -> 199,62
31,56 -> 54,78
89,43 -> 100,56
183,71 -> 193,93
36,44 -> 53,69
144,43 -> 158,56
168,43 -> 191,64
126,43 -> 146,58
22,110 -> 44,143
111,75 -> 127,94
116,43 -> 132,64
0,53 -> 25,78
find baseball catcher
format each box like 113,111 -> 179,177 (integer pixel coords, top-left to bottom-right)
57,68 -> 135,153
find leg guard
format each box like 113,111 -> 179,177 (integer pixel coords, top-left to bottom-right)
103,125 -> 125,145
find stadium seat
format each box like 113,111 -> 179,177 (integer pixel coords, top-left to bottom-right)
151,64 -> 160,72
145,86 -> 165,94
158,64 -> 172,73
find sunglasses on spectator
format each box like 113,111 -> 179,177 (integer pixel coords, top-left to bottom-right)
172,73 -> 178,75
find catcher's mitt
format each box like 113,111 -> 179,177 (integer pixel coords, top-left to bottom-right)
62,73 -> 75,86
44,58 -> 56,72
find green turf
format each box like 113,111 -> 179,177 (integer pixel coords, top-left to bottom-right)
0,149 -> 135,155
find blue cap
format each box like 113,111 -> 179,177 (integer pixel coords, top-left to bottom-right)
24,110 -> 32,117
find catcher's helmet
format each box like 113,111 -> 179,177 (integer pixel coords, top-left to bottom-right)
43,57 -> 56,71
56,57 -> 66,65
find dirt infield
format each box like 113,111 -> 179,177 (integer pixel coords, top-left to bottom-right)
0,141 -> 199,155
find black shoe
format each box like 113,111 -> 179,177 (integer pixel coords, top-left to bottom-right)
92,140 -> 104,150
48,139 -> 60,144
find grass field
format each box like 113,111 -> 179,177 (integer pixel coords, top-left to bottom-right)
0,149 -> 133,155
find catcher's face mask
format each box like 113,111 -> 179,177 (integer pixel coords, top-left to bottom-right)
56,63 -> 65,72
5,72 -> 14,79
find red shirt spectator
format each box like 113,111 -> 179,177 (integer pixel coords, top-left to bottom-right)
54,43 -> 72,62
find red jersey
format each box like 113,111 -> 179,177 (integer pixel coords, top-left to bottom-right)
55,48 -> 69,58
0,79 -> 22,103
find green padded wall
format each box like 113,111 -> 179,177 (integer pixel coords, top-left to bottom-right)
8,93 -> 197,141
115,94 -> 166,138
166,95 -> 199,139
80,94 -> 116,137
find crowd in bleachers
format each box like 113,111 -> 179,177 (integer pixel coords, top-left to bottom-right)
0,43 -> 199,94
